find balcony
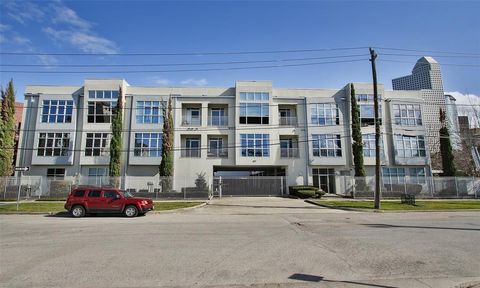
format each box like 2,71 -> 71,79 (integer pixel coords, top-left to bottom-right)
280,147 -> 300,158
207,148 -> 228,158
279,116 -> 297,126
181,149 -> 201,158
208,116 -> 228,126
182,116 -> 201,126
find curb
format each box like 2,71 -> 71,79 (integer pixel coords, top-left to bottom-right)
305,200 -> 379,212
150,202 -> 207,214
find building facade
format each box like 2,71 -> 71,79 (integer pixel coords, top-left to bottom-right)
17,80 -> 431,194
392,56 -> 447,155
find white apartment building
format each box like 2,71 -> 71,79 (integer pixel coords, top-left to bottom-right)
17,79 -> 431,195
392,56 -> 447,154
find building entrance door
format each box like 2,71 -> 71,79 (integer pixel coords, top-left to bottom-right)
312,168 -> 336,194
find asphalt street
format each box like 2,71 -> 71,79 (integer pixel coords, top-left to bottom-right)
1,197 -> 479,288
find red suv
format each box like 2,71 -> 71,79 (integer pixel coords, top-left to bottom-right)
65,187 -> 154,218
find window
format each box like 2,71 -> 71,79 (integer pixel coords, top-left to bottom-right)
280,138 -> 299,158
208,138 -> 227,157
136,101 -> 163,124
87,101 -> 117,123
41,100 -> 73,123
37,133 -> 70,157
183,138 -> 200,157
409,167 -> 426,184
103,191 -> 118,198
356,94 -> 382,126
310,103 -> 339,125
362,134 -> 383,157
88,190 -> 101,197
393,104 -> 422,126
88,90 -> 119,99
239,92 -> 269,124
47,168 -> 65,180
88,167 -> 108,177
73,190 -> 85,197
183,108 -> 201,126
134,133 -> 162,157
382,167 -> 405,184
209,108 -> 226,126
240,134 -> 270,157
395,135 -> 426,157
312,134 -> 342,157
85,133 -> 110,156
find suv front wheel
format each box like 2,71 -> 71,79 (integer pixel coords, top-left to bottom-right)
71,205 -> 85,218
124,205 -> 138,217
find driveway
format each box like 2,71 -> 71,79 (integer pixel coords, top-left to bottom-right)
1,197 -> 479,288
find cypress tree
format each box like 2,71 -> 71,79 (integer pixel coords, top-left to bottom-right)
350,84 -> 366,177
0,80 -> 16,176
109,87 -> 123,186
159,97 -> 173,192
439,108 -> 456,176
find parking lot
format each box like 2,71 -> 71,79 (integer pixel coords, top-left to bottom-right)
1,197 -> 479,288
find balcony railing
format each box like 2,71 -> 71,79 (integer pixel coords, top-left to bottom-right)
181,149 -> 201,158
280,147 -> 299,158
279,116 -> 297,126
182,116 -> 201,126
207,148 -> 228,158
208,116 -> 228,126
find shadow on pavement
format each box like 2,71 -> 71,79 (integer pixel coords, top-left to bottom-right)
363,223 -> 480,232
288,273 -> 397,288
45,212 -> 146,218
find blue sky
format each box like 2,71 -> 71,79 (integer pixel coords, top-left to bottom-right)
0,0 -> 479,101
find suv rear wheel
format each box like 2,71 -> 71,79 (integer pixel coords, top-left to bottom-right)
124,205 -> 138,217
71,205 -> 85,218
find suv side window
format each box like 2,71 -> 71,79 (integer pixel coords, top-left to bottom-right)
73,190 -> 85,197
88,190 -> 101,198
103,191 -> 118,198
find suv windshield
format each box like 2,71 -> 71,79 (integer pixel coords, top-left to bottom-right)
119,191 -> 134,198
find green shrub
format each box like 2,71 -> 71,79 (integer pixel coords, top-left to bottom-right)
289,185 -> 325,198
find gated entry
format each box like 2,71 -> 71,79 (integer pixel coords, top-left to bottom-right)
212,176 -> 286,197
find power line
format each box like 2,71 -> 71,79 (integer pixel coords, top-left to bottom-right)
0,58 -> 368,74
379,59 -> 480,67
0,47 -> 369,56
374,47 -> 480,56
0,54 -> 368,68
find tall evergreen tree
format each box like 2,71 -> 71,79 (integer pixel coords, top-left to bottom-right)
350,84 -> 366,177
439,108 -> 456,176
159,97 -> 173,191
0,80 -> 16,176
109,86 -> 123,186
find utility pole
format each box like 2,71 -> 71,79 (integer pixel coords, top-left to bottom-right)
370,47 -> 381,209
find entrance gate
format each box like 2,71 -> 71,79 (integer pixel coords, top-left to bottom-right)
212,176 -> 286,197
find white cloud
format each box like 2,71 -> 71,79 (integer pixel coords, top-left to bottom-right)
180,78 -> 208,86
50,2 -> 92,31
12,35 -> 30,45
446,91 -> 480,128
3,1 -> 45,24
43,27 -> 118,54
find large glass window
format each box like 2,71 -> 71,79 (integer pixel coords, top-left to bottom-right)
182,108 -> 201,126
85,133 -> 110,156
134,133 -> 162,157
240,134 -> 270,157
310,103 -> 339,125
88,167 -> 108,177
393,104 -> 422,126
87,101 -> 116,123
356,94 -> 382,126
41,100 -> 73,123
409,167 -> 426,184
47,168 -> 65,180
183,138 -> 200,157
395,135 -> 426,157
136,101 -> 163,124
312,134 -> 342,157
382,167 -> 405,184
209,108 -> 227,126
37,133 -> 70,156
208,137 -> 227,157
362,134 -> 384,157
239,92 -> 269,124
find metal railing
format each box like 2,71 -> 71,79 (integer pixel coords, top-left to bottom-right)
181,116 -> 201,126
208,116 -> 228,126
181,149 -> 201,158
280,147 -> 299,158
207,148 -> 228,158
279,116 -> 297,126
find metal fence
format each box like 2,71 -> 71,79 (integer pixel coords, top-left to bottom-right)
212,176 -> 286,197
336,176 -> 480,199
0,175 -> 212,200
